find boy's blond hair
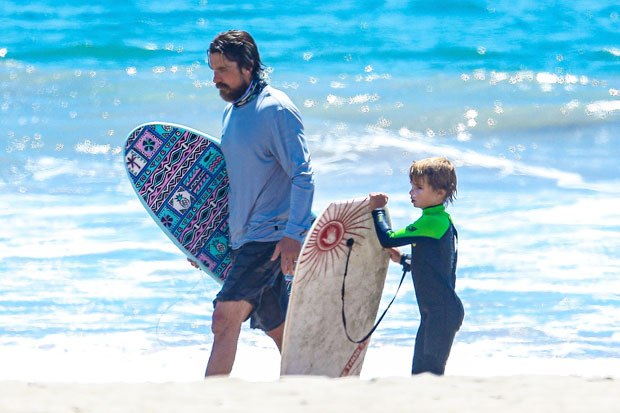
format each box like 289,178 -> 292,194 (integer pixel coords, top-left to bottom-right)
409,157 -> 457,205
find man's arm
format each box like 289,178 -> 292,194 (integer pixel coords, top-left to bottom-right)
273,106 -> 314,245
269,101 -> 314,274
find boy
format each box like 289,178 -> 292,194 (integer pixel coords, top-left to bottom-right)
369,156 -> 464,375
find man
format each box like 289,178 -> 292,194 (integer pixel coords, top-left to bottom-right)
205,30 -> 314,376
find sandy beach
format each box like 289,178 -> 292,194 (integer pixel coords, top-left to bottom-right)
1,375 -> 618,413
2,3 -> 620,413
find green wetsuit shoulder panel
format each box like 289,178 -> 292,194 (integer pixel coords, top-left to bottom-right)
391,205 -> 451,240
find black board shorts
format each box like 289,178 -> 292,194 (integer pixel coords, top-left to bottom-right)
214,241 -> 288,332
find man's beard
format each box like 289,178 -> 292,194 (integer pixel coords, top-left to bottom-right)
216,80 -> 249,103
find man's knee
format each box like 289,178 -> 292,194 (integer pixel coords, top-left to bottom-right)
211,300 -> 252,336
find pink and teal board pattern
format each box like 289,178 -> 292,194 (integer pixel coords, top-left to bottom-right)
124,122 -> 231,284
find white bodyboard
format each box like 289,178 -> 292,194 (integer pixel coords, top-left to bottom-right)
281,197 -> 390,377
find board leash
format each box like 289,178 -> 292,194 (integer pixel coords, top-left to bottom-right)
155,272 -> 207,345
340,238 -> 408,344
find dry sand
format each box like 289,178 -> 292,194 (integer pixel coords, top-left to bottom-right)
1,375 -> 618,413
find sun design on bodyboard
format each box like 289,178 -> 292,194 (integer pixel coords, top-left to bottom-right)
296,199 -> 371,285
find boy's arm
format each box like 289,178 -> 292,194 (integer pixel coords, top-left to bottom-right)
387,247 -> 412,273
372,209 -> 415,273
371,209 -> 418,248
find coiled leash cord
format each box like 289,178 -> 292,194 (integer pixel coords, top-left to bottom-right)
340,238 -> 407,344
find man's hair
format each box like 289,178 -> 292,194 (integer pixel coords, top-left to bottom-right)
409,157 -> 457,205
208,30 -> 265,80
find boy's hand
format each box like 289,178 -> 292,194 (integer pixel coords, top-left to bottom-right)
369,192 -> 389,210
386,247 -> 402,264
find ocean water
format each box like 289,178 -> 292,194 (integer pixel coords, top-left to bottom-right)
1,0 -> 619,382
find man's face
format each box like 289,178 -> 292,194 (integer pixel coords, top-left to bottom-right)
209,52 -> 252,102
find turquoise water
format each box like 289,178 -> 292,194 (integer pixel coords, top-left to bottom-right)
1,0 -> 619,380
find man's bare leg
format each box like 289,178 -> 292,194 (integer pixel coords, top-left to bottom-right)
265,322 -> 285,352
205,300 -> 252,377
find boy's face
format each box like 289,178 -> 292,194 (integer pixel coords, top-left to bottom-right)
409,177 -> 446,209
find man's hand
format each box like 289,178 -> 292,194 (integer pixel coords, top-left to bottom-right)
369,192 -> 389,210
271,236 -> 302,275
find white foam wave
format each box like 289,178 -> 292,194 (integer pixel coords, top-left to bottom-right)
312,130 -> 620,193
585,100 -> 620,117
75,140 -> 122,155
0,194 -> 179,260
604,47 -> 620,57
1,335 -> 617,383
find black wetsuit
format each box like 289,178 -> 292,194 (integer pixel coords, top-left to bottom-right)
372,204 -> 464,375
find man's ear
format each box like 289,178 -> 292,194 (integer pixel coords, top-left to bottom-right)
240,67 -> 251,82
241,61 -> 254,79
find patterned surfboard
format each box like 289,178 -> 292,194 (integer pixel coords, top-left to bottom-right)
281,198 -> 390,377
124,122 -> 231,284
